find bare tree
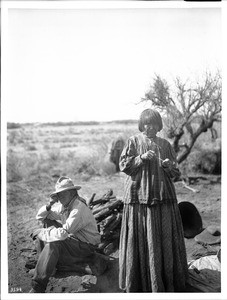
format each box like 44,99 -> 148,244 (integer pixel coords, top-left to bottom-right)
141,71 -> 221,164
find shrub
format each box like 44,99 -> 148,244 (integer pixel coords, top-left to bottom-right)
7,130 -> 24,145
48,149 -> 61,161
100,159 -> 117,175
7,123 -> 21,129
7,151 -> 23,182
186,140 -> 221,174
26,145 -> 37,151
190,150 -> 221,174
7,151 -> 39,182
7,128 -> 35,146
77,160 -> 98,176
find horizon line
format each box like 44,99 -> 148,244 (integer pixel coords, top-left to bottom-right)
7,119 -> 138,127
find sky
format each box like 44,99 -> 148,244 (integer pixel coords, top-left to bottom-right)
2,2 -> 222,123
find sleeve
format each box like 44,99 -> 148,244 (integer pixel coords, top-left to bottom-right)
119,137 -> 144,176
163,142 -> 181,179
37,208 -> 84,242
36,204 -> 62,222
62,209 -> 84,233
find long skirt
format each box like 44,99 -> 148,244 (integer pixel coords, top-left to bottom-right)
119,202 -> 188,292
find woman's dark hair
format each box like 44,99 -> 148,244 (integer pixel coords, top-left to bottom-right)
138,109 -> 163,132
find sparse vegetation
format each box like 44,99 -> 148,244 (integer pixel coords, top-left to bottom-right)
7,120 -> 221,183
26,145 -> 37,151
7,122 -> 137,183
186,138 -> 221,174
7,122 -> 22,129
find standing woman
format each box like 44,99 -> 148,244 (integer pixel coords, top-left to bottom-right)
119,109 -> 188,292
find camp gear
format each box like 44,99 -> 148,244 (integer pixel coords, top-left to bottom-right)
178,201 -> 203,238
194,225 -> 221,245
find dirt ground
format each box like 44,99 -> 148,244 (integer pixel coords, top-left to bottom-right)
6,172 -> 221,294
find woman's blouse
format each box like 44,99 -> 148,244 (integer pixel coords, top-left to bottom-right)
119,133 -> 181,205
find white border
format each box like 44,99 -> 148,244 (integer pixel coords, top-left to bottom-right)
1,1 -> 226,300
1,0 -> 224,10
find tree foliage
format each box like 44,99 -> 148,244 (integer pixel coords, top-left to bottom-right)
141,71 -> 221,164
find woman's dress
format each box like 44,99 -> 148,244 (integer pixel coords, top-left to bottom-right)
119,133 -> 188,292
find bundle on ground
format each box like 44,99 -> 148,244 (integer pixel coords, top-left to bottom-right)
89,189 -> 123,255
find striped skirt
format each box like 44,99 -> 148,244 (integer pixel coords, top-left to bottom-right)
119,202 -> 188,292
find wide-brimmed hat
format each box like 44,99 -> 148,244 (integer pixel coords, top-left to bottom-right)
50,176 -> 81,197
194,225 -> 221,245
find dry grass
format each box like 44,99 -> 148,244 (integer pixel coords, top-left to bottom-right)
7,121 -> 221,183
7,122 -> 137,182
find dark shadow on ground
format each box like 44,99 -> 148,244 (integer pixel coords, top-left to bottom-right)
85,257 -> 122,293
46,256 -> 122,293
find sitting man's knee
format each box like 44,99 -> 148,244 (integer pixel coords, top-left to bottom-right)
44,240 -> 62,253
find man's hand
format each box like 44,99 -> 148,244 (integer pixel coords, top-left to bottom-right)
141,150 -> 156,161
46,197 -> 58,211
162,158 -> 173,170
30,228 -> 42,240
49,197 -> 58,206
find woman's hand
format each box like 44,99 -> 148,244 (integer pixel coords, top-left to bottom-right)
162,158 -> 173,170
141,150 -> 156,161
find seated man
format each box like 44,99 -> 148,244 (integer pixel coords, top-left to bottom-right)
30,176 -> 102,293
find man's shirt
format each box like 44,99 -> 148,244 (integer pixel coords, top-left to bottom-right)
36,196 -> 101,245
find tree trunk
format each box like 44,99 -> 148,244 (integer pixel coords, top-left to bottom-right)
177,118 -> 215,164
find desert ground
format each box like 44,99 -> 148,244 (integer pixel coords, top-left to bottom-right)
5,122 -> 221,294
